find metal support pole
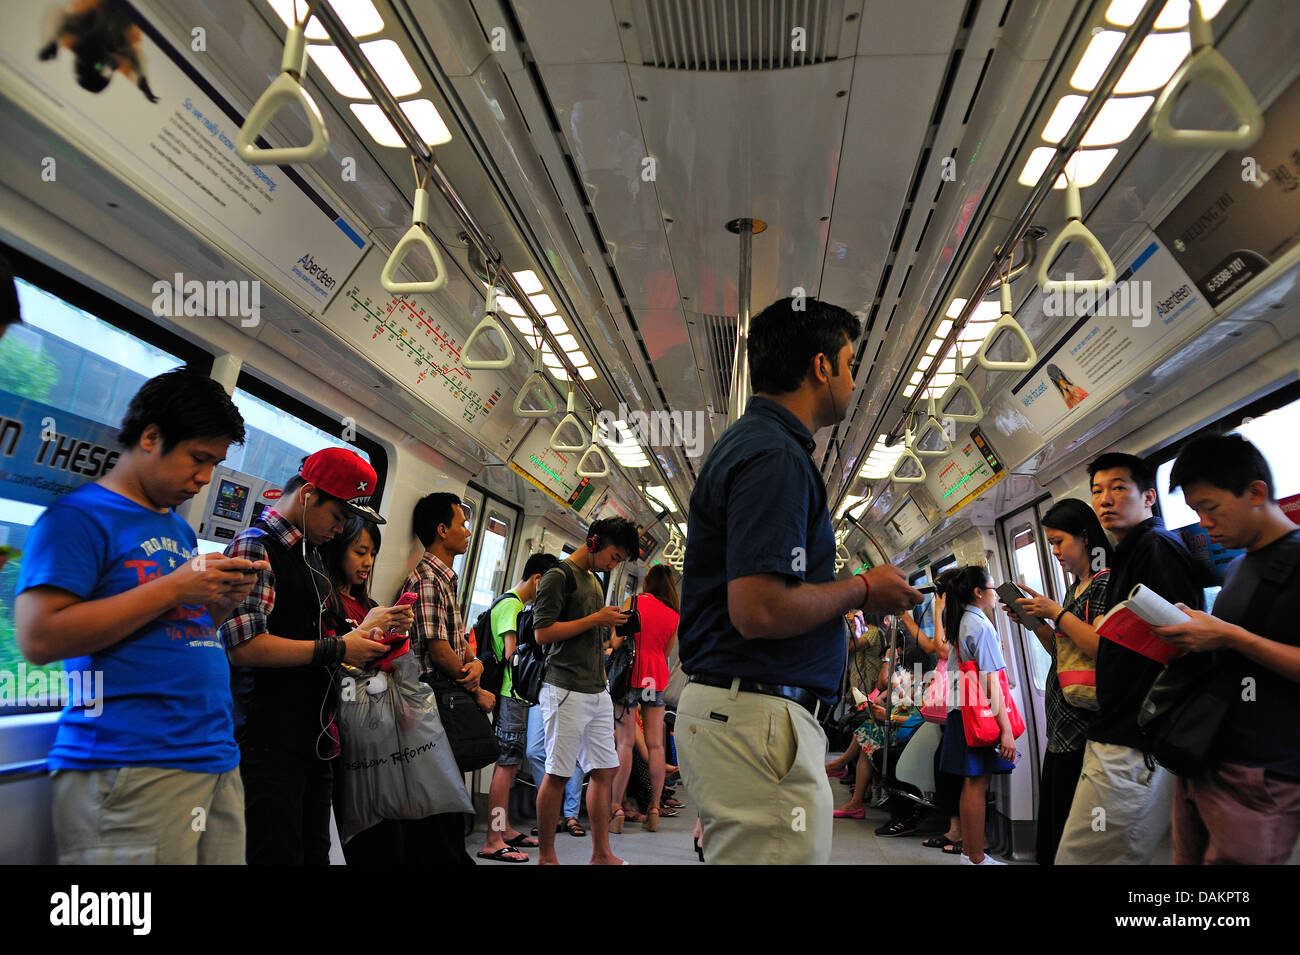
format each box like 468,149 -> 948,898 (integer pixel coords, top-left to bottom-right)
726,217 -> 765,425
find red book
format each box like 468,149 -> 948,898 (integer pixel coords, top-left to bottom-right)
1094,584 -> 1191,665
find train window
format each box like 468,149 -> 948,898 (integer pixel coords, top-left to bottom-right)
1,278 -> 195,709
908,569 -> 935,637
1153,387 -> 1300,611
1007,521 -> 1053,692
932,554 -> 958,576
464,511 -> 511,626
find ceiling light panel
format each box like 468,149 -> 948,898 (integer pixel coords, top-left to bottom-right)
1105,0 -> 1228,29
512,270 -> 543,293
361,39 -> 421,96
307,46 -> 369,98
267,0 -> 384,39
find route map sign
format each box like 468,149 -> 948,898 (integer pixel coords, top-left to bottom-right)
320,247 -> 515,447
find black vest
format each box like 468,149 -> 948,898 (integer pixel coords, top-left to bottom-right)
231,519 -> 335,746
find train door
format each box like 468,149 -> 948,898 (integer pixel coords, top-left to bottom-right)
461,495 -> 521,629
997,500 -> 1063,794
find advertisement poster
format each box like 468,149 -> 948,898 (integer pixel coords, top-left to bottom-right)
1155,77 -> 1300,307
0,393 -> 120,507
1011,235 -> 1210,435
1281,492 -> 1300,525
0,1 -> 368,312
1175,521 -> 1245,587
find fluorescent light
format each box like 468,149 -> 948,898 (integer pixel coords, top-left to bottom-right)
361,40 -> 421,96
512,270 -> 543,293
267,0 -> 384,39
946,298 -> 1002,321
1105,0 -> 1227,29
902,385 -> 918,399
352,101 -> 451,148
1044,94 -> 1154,145
958,321 -> 995,343
498,296 -> 525,316
909,371 -> 924,385
307,46 -> 369,98
529,294 -> 557,315
645,486 -> 679,513
544,314 -> 569,334
542,352 -> 564,369
925,339 -> 942,357
836,494 -> 868,519
399,100 -> 452,147
510,317 -> 533,335
1071,31 -> 1124,91
1115,32 -> 1191,93
1018,147 -> 1118,188
567,349 -> 589,366
554,334 -> 579,352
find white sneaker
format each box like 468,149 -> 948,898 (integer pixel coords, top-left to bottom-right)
959,854 -> 1006,865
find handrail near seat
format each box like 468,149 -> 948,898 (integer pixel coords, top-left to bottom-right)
1150,0 -> 1263,149
235,8 -> 329,165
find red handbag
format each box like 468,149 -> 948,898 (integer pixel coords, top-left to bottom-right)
921,663 -> 950,724
957,639 -> 1026,748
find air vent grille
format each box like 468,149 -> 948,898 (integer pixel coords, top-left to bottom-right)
633,0 -> 845,71
700,313 -> 737,413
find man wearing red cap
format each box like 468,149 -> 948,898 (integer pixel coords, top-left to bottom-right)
220,447 -> 411,865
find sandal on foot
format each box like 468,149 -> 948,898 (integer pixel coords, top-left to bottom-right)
558,817 -> 587,837
609,810 -> 624,835
643,807 -> 660,832
922,835 -> 957,849
941,841 -> 964,855
505,832 -> 539,848
477,847 -> 529,863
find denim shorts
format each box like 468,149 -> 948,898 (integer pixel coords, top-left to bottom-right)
617,687 -> 666,709
494,696 -> 530,767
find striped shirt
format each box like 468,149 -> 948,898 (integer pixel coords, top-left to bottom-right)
397,552 -> 466,676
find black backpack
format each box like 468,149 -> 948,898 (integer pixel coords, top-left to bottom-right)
511,563 -> 576,705
473,593 -> 516,698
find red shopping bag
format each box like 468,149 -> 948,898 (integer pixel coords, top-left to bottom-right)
958,660 -> 1026,747
921,666 -> 949,724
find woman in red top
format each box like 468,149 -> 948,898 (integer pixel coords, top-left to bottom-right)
609,565 -> 680,832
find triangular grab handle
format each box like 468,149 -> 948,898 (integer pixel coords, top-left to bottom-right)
914,400 -> 953,458
235,24 -> 329,165
549,386 -> 588,452
462,312 -> 515,370
976,281 -> 1037,371
575,443 -> 610,478
513,351 -> 555,418
381,187 -> 449,294
1038,178 -> 1116,295
891,443 -> 927,485
1150,3 -> 1262,150
940,375 -> 983,424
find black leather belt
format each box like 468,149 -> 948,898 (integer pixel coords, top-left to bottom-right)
689,673 -> 832,719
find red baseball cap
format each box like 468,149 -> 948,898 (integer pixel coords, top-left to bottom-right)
300,447 -> 386,524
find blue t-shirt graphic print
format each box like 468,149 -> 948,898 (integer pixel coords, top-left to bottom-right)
17,483 -> 238,772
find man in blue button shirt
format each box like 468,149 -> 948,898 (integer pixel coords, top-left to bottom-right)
677,296 -> 923,865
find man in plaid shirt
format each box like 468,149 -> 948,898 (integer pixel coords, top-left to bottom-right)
394,491 -> 485,865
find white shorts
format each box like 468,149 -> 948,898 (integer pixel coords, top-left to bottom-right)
539,683 -> 619,777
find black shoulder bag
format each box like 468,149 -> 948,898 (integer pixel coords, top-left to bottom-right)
1138,535 -> 1300,776
607,595 -> 640,701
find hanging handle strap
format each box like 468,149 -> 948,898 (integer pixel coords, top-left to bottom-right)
575,410 -> 610,477
1038,175 -> 1116,295
891,429 -> 927,484
549,385 -> 588,452
381,180 -> 450,294
462,271 -> 516,369
939,374 -> 983,424
914,396 -> 953,458
976,277 -> 1037,371
235,12 -> 329,165
513,345 -> 556,418
1150,2 -> 1263,150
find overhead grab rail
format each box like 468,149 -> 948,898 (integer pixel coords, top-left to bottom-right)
890,428 -> 927,485
575,410 -> 610,477
1150,0 -> 1263,149
310,2 -> 600,412
879,0 -> 1167,454
913,396 -> 952,458
381,158 -> 450,295
236,2 -> 329,164
512,342 -> 556,418
549,384 -> 588,452
1037,169 -> 1116,296
976,265 -> 1038,371
462,265 -> 516,369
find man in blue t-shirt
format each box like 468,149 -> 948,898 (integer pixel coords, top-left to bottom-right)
16,368 -> 264,864
677,296 -> 922,865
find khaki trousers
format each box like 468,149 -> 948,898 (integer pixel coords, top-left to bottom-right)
676,680 -> 833,864
52,766 -> 245,865
1054,740 -> 1174,864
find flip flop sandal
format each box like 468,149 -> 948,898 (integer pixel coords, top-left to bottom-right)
505,833 -> 539,848
941,841 -> 964,855
477,847 -> 529,863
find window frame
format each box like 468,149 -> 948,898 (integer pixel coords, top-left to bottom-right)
1147,379 -> 1300,479
234,370 -> 389,505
